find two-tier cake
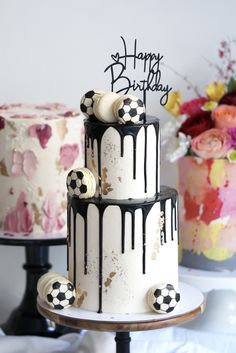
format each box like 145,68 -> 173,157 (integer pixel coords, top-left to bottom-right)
66,91 -> 180,314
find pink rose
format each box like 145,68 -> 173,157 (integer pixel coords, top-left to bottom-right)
212,104 -> 236,128
41,193 -> 65,233
28,124 -> 52,148
191,128 -> 231,159
59,144 -> 79,170
4,192 -> 33,233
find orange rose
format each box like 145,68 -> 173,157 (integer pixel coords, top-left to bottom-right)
212,104 -> 236,128
191,128 -> 231,159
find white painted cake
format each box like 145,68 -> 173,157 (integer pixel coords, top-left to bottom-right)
66,91 -> 180,314
0,103 -> 84,238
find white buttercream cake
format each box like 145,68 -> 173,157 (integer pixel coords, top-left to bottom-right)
0,103 -> 84,239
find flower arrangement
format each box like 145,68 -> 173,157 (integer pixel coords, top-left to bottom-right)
163,39 -> 236,163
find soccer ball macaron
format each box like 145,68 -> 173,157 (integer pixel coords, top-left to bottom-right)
147,283 -> 180,314
80,90 -> 105,119
113,95 -> 145,124
46,280 -> 75,310
66,167 -> 96,198
37,272 -> 76,310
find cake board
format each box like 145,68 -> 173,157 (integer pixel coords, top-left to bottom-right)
0,234 -> 74,337
37,282 -> 205,353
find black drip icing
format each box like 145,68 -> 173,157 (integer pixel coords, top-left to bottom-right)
66,204 -> 71,271
84,116 -> 159,196
68,186 -> 178,313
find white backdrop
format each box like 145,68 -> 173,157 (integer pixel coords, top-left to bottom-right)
0,0 -> 235,321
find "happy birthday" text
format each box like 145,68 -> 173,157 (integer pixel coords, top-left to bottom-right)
105,37 -> 172,106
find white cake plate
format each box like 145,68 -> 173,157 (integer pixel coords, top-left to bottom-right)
179,265 -> 236,292
37,282 -> 205,332
179,266 -> 236,334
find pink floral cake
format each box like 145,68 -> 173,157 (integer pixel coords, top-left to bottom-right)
178,156 -> 236,270
0,103 -> 84,238
162,40 -> 236,270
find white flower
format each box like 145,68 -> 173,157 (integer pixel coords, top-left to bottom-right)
166,132 -> 191,162
161,115 -> 187,146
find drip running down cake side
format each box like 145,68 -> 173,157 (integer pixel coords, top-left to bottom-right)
37,90 -> 180,315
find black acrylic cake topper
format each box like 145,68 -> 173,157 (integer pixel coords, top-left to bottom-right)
104,37 -> 172,111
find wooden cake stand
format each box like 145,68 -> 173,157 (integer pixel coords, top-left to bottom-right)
0,235 -> 70,337
37,282 -> 205,353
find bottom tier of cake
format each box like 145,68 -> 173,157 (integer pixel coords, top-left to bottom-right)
67,186 -> 179,314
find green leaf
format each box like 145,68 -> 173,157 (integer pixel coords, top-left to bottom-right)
227,77 -> 236,93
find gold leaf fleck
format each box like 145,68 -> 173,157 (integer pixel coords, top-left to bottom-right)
61,200 -> 67,212
91,158 -> 97,172
38,187 -> 43,197
76,288 -> 87,308
31,203 -> 41,225
56,120 -> 68,140
56,160 -> 63,173
104,271 -> 116,288
102,167 -> 113,195
7,121 -> 17,132
0,159 -> 9,176
104,278 -> 112,287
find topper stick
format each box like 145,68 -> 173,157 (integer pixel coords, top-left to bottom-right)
143,90 -> 147,123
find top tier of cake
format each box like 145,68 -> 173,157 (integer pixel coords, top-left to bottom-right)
84,115 -> 160,200
0,103 -> 84,237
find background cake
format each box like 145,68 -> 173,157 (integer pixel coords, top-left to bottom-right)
163,69 -> 236,272
0,103 -> 84,238
178,156 -> 236,271
66,91 -> 180,314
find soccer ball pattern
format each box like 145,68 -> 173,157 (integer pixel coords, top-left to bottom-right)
46,280 -> 75,310
67,169 -> 87,197
115,95 -> 145,124
66,167 -> 96,199
147,283 -> 180,314
80,90 -> 104,119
